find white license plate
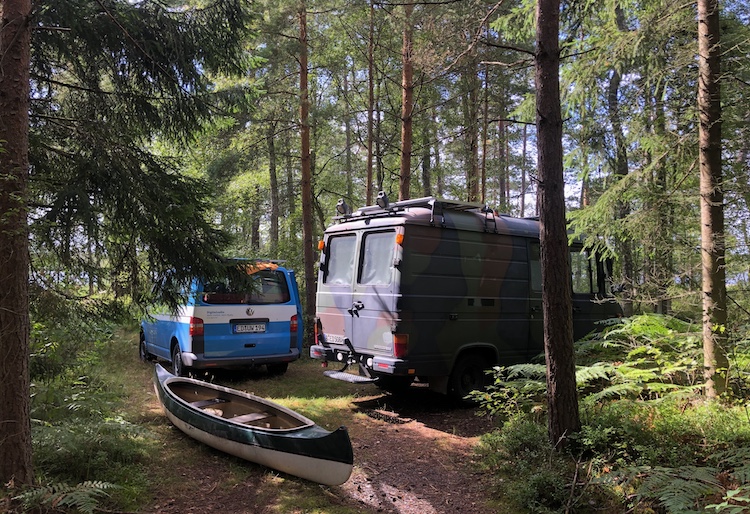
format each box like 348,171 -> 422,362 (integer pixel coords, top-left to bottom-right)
233,323 -> 265,334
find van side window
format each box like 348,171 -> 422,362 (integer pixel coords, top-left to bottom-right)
529,241 -> 542,292
325,235 -> 357,285
571,250 -> 597,295
359,231 -> 395,285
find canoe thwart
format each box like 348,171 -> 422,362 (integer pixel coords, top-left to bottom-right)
230,412 -> 272,424
190,397 -> 229,408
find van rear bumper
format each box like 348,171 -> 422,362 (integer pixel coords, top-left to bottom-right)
309,344 -> 408,376
181,349 -> 300,369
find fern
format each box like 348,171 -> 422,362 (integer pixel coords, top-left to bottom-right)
627,465 -> 722,513
13,481 -> 117,514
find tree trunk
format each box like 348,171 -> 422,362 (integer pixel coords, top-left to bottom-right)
268,123 -> 279,255
299,1 -> 316,326
366,0 -> 375,205
481,64 -> 489,203
535,0 -> 580,446
421,118 -> 432,197
461,70 -> 480,203
521,123 -> 527,216
0,0 -> 33,486
607,55 -> 634,317
344,71 -> 353,200
399,0 -> 414,201
698,0 -> 728,398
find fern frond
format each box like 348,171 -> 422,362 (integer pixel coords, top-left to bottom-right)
505,363 -> 546,380
13,480 -> 118,514
633,465 -> 722,514
585,382 -> 645,401
575,363 -> 616,386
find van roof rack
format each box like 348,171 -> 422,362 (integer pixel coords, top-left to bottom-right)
345,195 -> 497,231
355,196 -> 488,215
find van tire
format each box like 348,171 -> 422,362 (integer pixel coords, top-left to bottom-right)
448,354 -> 488,402
267,362 -> 288,375
172,345 -> 186,377
139,332 -> 153,363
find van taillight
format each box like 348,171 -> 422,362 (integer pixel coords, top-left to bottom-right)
290,315 -> 299,333
189,317 -> 204,336
393,334 -> 408,358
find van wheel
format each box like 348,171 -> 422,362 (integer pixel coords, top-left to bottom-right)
172,346 -> 186,377
267,362 -> 288,376
448,354 -> 488,403
139,334 -> 153,363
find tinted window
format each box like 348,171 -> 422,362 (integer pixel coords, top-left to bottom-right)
571,250 -> 597,294
325,235 -> 357,285
529,241 -> 541,292
201,270 -> 290,305
359,231 -> 395,285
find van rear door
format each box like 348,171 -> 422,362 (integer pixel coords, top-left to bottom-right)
318,229 -> 399,356
197,269 -> 296,359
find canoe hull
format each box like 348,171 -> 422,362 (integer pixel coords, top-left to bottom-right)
153,364 -> 353,486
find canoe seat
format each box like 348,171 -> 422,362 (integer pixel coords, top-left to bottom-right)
230,412 -> 272,424
191,398 -> 229,409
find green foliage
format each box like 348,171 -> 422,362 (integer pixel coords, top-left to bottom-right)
476,415 -> 616,513
13,481 -> 117,514
475,314 -> 750,512
25,298 -> 156,511
29,0 -> 260,311
32,418 -> 152,485
629,465 -> 722,513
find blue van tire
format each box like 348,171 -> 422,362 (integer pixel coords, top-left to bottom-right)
139,332 -> 153,363
172,345 -> 186,377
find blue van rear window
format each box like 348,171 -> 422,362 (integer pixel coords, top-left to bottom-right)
201,270 -> 290,305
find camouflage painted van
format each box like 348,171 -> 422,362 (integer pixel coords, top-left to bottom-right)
309,194 -> 622,400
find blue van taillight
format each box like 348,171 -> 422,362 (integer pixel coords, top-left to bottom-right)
290,314 -> 299,349
189,317 -> 204,336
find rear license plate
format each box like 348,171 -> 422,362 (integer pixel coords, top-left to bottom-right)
233,323 -> 266,334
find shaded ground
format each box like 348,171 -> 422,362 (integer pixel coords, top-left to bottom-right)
141,373 -> 499,514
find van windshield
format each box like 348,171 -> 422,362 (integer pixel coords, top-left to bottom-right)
201,270 -> 290,305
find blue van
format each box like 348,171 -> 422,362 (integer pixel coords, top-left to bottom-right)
140,262 -> 303,376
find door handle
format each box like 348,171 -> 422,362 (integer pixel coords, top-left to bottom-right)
348,301 -> 364,317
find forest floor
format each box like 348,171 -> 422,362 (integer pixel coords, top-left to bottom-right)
134,362 -> 502,514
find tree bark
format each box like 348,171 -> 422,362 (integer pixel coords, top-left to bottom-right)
399,0 -> 414,201
0,0 -> 33,486
535,0 -> 580,445
267,123 -> 279,255
366,0 -> 375,205
299,1 -> 316,326
698,0 -> 728,398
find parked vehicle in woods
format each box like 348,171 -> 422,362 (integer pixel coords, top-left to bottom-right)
140,261 -> 303,376
310,194 -> 622,400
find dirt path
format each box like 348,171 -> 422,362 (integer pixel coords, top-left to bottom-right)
141,375 -> 499,514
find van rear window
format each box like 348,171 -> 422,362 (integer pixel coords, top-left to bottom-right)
201,270 -> 290,305
325,235 -> 356,285
359,231 -> 395,285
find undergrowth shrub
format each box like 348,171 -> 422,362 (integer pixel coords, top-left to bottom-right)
474,314 -> 750,513
476,415 -> 617,513
21,290 -> 154,512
